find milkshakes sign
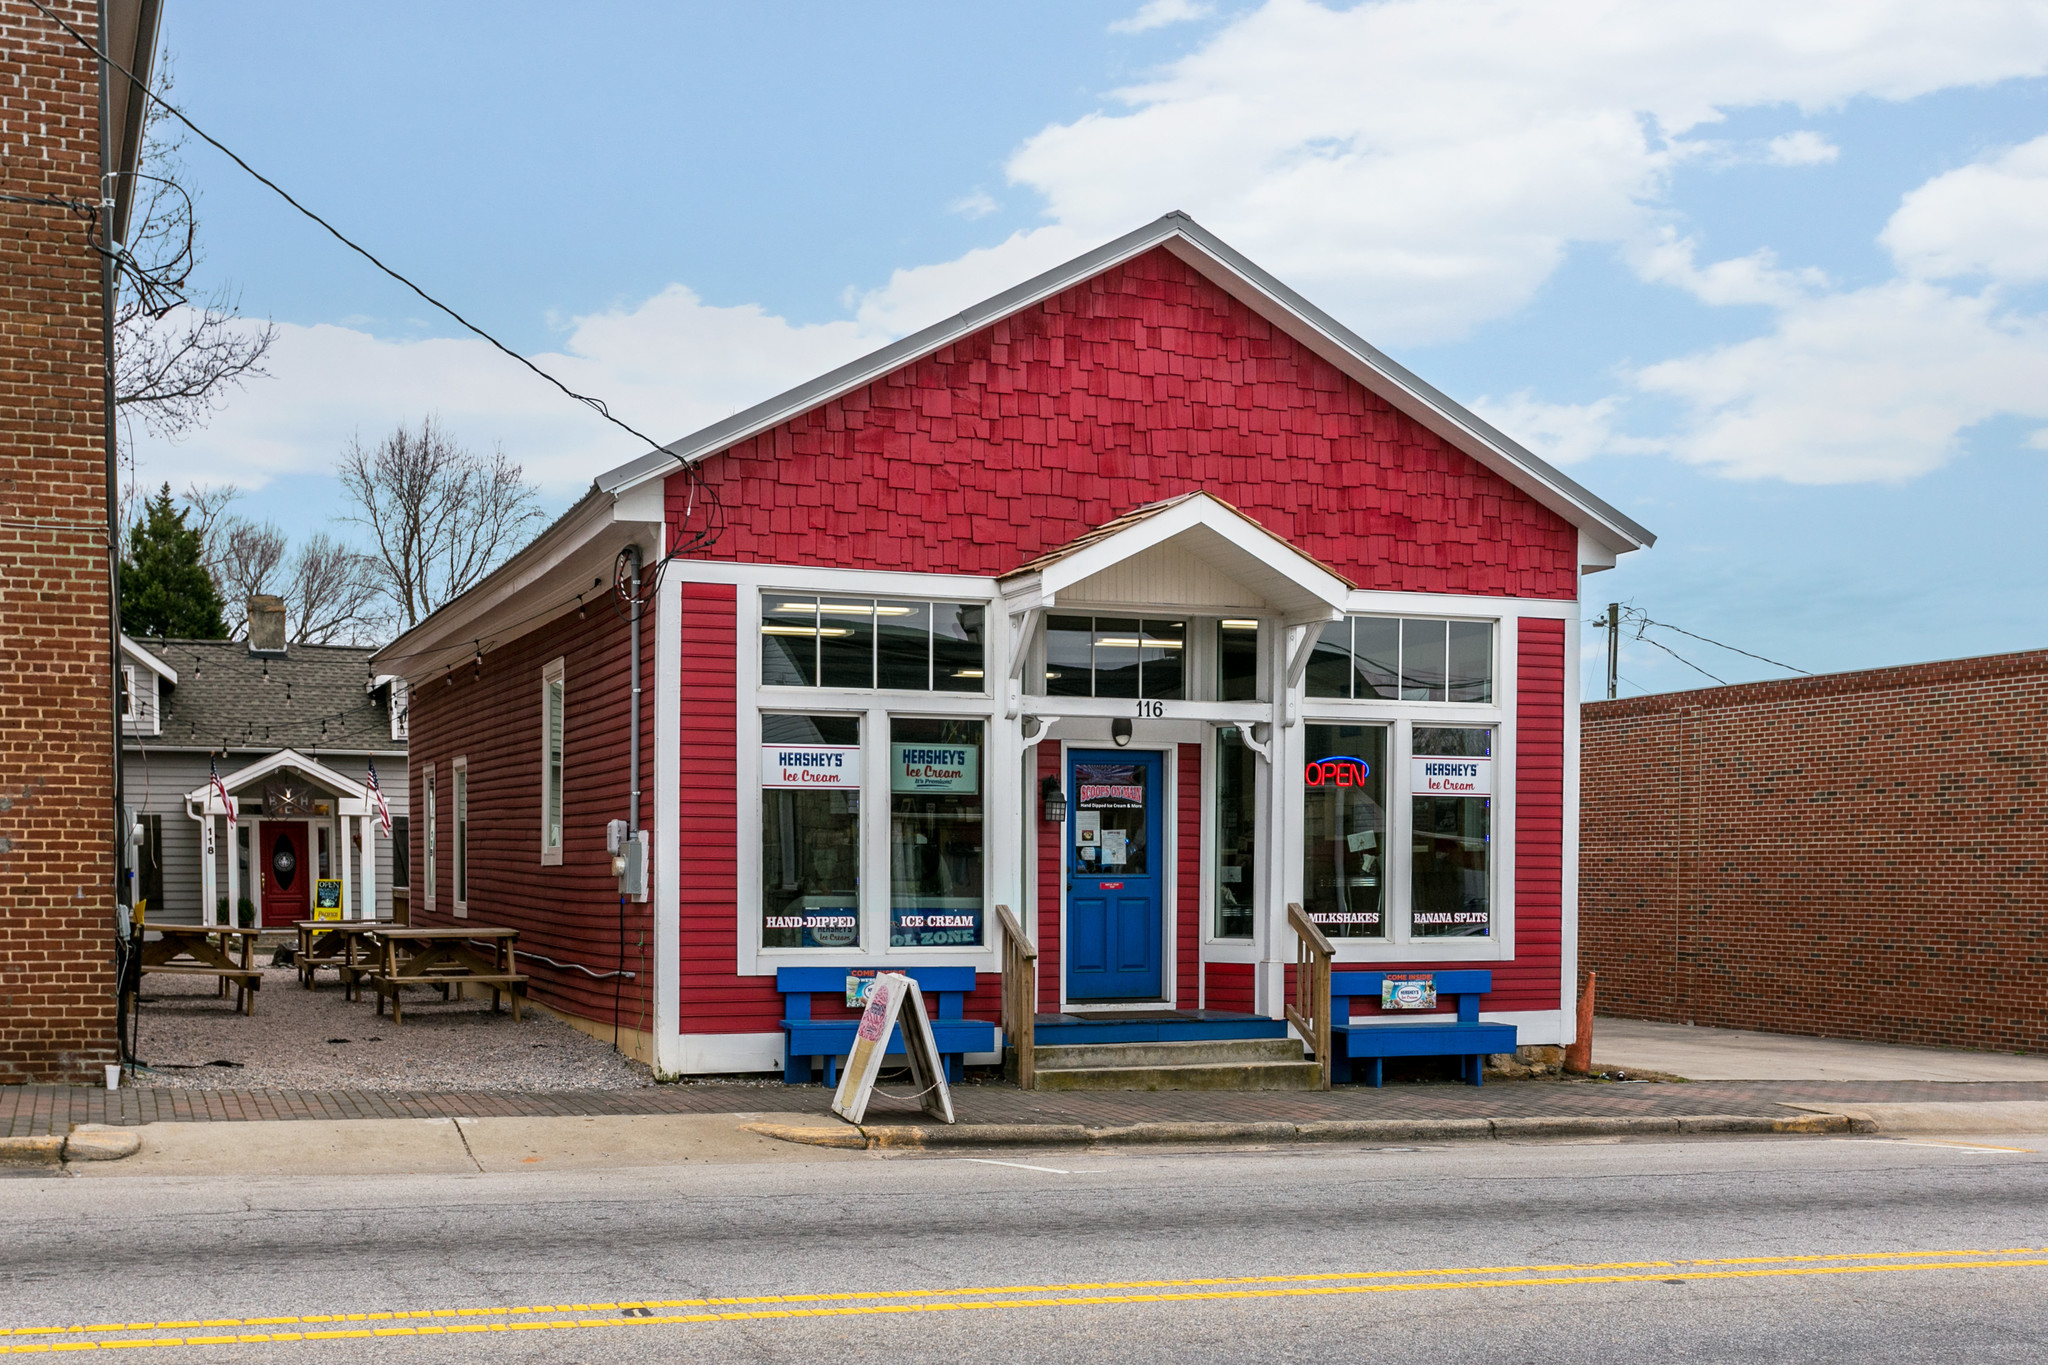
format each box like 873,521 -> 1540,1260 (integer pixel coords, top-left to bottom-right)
1411,756 -> 1491,796
891,743 -> 978,794
761,744 -> 860,788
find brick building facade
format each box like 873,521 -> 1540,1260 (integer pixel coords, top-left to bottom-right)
1581,650 -> 2048,1055
0,0 -> 158,1082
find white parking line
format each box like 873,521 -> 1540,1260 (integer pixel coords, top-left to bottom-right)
957,1159 -> 1107,1174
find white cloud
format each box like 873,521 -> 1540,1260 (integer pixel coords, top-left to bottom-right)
1883,132 -> 2048,282
948,189 -> 1000,220
1630,231 -> 1827,307
1467,393 -> 1628,466
854,0 -> 2048,347
132,288 -> 887,500
1764,130 -> 1841,165
1634,280 -> 2048,482
1110,0 -> 1216,36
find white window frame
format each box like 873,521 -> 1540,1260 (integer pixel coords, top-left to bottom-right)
120,665 -> 138,722
452,756 -> 470,918
540,658 -> 566,866
421,763 -> 437,914
390,678 -> 410,742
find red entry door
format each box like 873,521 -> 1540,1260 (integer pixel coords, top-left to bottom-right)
261,822 -> 309,927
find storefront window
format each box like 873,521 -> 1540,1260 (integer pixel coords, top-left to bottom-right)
1300,723 -> 1388,938
760,714 -> 862,949
1214,727 -> 1256,938
889,718 -> 984,947
762,595 -> 986,693
1304,616 -> 1490,702
1218,620 -> 1259,701
1411,726 -> 1491,937
1042,615 -> 1186,698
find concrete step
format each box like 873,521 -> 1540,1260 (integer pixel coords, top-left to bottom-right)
1032,1060 -> 1325,1092
1034,1037 -> 1308,1070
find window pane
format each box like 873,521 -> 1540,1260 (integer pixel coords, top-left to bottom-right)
453,770 -> 468,902
544,679 -> 564,851
1411,726 -> 1491,938
1073,761 -> 1150,875
1139,619 -> 1185,700
1214,728 -> 1256,938
1352,616 -> 1400,700
1400,617 -> 1448,701
760,595 -> 819,687
1300,724 -> 1387,938
1044,614 -> 1093,696
932,603 -> 987,693
817,597 -> 875,689
1446,620 -> 1492,703
392,816 -> 411,888
1305,618 -> 1352,698
760,712 -> 861,949
889,718 -> 984,947
1092,617 -> 1142,699
1218,620 -> 1259,701
875,601 -> 932,690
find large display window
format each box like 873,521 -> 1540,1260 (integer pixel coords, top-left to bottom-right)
759,714 -> 862,949
1213,726 -> 1256,939
1411,726 -> 1492,937
1300,723 -> 1389,938
889,717 -> 985,947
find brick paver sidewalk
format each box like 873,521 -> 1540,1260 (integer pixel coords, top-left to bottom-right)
10,1077 -> 2048,1138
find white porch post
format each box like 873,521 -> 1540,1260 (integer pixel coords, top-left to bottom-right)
224,813 -> 239,928
200,811 -> 218,927
361,814 -> 377,920
337,813 -> 350,921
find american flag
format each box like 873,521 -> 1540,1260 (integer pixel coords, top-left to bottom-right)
210,758 -> 237,828
366,759 -> 392,838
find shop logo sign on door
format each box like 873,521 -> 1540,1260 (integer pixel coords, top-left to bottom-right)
1065,751 -> 1164,1001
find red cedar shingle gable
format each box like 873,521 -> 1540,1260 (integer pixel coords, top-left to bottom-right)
665,247 -> 1579,599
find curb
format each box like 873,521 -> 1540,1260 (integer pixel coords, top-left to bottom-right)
0,1126 -> 143,1169
745,1111 -> 1874,1151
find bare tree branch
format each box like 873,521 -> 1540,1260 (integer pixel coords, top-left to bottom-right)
284,534 -> 387,644
337,416 -> 546,631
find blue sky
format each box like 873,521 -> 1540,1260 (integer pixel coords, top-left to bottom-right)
130,0 -> 2048,696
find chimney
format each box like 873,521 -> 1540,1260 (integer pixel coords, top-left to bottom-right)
247,595 -> 287,654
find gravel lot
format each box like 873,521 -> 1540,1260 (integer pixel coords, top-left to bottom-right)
130,964 -> 655,1092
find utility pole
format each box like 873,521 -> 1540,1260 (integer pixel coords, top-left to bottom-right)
1606,602 -> 1620,701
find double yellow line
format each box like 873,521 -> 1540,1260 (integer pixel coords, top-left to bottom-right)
4,1248 -> 2046,1352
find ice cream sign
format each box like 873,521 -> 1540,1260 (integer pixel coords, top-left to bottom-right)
761,744 -> 860,788
890,743 -> 978,794
1411,756 -> 1491,796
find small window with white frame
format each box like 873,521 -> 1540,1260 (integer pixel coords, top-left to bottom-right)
422,764 -> 437,913
761,595 -> 987,692
120,665 -> 138,722
540,659 -> 565,865
452,757 -> 469,917
1306,616 -> 1493,702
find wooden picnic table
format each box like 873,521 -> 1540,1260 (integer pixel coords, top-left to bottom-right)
364,925 -> 527,1024
134,925 -> 263,1016
292,920 -> 394,995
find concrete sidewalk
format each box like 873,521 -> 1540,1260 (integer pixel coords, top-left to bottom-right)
1592,1017 -> 2048,1082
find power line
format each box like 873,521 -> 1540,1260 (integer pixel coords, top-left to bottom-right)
28,0 -> 723,558
1637,615 -> 1810,676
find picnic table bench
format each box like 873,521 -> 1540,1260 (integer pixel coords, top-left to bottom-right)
1328,970 -> 1517,1088
365,925 -> 527,1024
293,920 -> 393,994
778,966 -> 994,1085
134,925 -> 263,1016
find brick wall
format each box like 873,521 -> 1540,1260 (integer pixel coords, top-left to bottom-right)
0,0 -> 117,1083
1581,650 -> 2048,1054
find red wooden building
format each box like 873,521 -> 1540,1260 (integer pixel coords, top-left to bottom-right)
374,214 -> 1652,1080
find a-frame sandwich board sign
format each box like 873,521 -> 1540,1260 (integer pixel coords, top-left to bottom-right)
830,971 -> 955,1125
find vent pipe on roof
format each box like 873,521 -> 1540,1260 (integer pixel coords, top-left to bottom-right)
247,595 -> 287,655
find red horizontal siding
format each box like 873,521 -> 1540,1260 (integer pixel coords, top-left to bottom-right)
664,247 -> 1576,600
1177,743 -> 1201,1010
1037,742 -> 1062,1014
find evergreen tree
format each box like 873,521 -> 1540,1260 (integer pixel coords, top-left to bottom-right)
121,484 -> 228,639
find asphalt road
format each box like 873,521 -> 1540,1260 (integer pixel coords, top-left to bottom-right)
5,1130 -> 2047,1362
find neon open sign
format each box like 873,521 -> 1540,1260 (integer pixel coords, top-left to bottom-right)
1304,756 -> 1372,787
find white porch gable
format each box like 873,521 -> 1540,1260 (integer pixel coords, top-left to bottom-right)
184,749 -> 381,926
184,748 -> 370,816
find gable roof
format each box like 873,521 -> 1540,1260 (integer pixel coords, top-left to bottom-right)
130,638 -> 403,753
595,212 -> 1654,556
120,633 -> 177,685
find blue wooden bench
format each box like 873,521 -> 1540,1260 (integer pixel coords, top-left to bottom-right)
1328,970 -> 1518,1087
778,967 -> 995,1086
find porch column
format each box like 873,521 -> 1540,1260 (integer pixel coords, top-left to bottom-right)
199,811 -> 217,927
337,814 -> 350,922
224,814 -> 239,928
360,814 -> 377,920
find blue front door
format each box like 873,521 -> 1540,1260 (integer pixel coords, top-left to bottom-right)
1065,749 -> 1164,1001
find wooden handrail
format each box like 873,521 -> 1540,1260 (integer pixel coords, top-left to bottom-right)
1286,902 -> 1334,1091
995,904 -> 1037,1089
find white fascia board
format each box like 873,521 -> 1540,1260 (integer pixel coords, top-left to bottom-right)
371,488 -> 662,683
119,634 -> 177,684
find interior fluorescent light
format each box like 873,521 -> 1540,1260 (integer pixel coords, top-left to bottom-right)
952,669 -> 985,679
816,603 -> 877,615
1221,619 -> 1259,629
760,625 -> 852,637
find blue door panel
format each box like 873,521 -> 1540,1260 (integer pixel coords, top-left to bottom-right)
1065,749 -> 1164,1001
